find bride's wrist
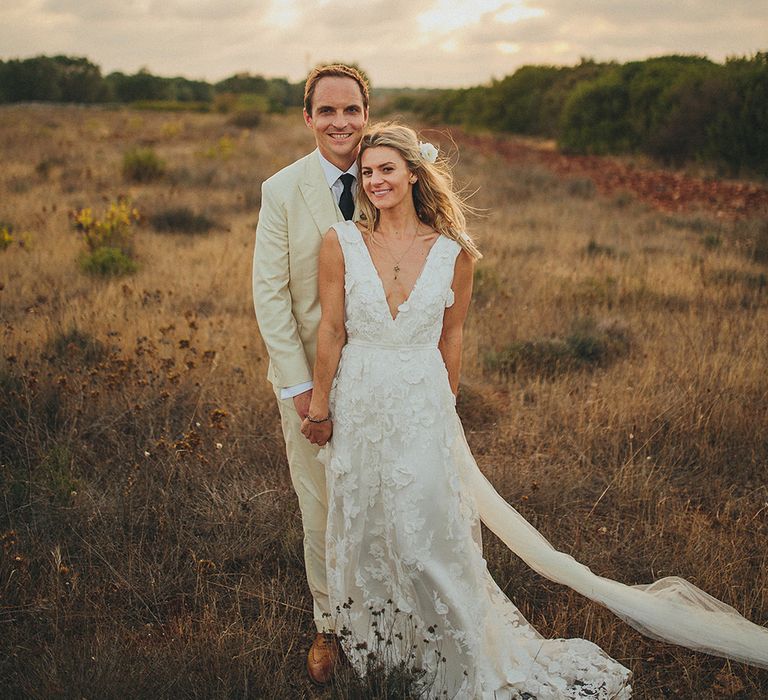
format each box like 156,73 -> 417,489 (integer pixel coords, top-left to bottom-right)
307,402 -> 330,422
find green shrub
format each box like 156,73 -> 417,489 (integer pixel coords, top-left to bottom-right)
484,317 -> 631,377
40,444 -> 80,505
79,246 -> 137,276
149,207 -> 214,234
472,266 -> 500,306
585,239 -> 616,257
72,197 -> 140,252
122,147 -> 165,182
0,223 -> 13,250
227,108 -> 263,128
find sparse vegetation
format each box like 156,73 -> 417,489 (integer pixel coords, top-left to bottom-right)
483,317 -> 631,377
122,146 -> 166,182
71,197 -> 140,276
149,207 -> 215,234
0,223 -> 13,250
228,108 -> 264,129
0,104 -> 766,699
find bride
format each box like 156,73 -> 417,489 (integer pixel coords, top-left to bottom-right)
300,123 -> 768,698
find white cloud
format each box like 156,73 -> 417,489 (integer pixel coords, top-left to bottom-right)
0,0 -> 765,87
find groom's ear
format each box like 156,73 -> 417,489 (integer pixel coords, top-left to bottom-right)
303,109 -> 313,128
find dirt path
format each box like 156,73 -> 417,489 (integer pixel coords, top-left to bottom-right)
451,130 -> 768,218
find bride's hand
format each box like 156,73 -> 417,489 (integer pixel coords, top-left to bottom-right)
301,417 -> 333,446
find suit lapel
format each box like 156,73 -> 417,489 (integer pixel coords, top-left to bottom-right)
299,150 -> 341,238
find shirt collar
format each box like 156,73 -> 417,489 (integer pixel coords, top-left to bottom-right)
316,149 -> 359,187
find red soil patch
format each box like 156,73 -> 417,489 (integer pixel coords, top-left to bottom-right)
451,130 -> 768,219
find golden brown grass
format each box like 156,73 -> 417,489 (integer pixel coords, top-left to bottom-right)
1,104 -> 766,699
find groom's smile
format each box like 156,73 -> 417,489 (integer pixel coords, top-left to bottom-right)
304,76 -> 368,171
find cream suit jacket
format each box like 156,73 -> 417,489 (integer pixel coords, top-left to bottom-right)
252,149 -> 345,389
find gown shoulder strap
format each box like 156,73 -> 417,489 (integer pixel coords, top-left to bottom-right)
331,220 -> 364,249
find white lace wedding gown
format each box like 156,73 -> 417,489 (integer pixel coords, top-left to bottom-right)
319,221 -> 768,699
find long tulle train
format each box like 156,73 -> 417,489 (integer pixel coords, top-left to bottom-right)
457,418 -> 768,669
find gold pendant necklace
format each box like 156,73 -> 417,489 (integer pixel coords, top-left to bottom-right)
379,221 -> 419,279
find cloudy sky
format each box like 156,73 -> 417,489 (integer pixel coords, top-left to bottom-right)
1,0 -> 766,87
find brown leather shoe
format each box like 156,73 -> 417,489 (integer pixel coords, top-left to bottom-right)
307,632 -> 340,685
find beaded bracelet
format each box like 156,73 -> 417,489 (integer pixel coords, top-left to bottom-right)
307,414 -> 331,424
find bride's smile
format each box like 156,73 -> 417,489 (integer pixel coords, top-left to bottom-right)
361,146 -> 414,209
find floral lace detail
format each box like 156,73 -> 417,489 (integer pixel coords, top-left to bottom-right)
319,221 -> 632,699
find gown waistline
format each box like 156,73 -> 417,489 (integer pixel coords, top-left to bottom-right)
345,338 -> 437,351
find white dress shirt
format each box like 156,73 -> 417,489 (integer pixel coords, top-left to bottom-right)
279,151 -> 358,400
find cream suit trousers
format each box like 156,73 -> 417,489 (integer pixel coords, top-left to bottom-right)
275,391 -> 331,632
254,150 -> 347,632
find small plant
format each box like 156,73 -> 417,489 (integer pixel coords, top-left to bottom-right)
0,223 -> 33,252
72,197 -> 140,252
201,136 -> 235,160
0,224 -> 13,251
330,601 -> 447,699
71,198 -> 140,276
484,317 -> 631,377
79,246 -> 137,276
472,265 -> 500,307
149,207 -> 214,234
228,109 -> 263,129
122,147 -> 165,182
585,239 -> 616,258
45,327 -> 106,365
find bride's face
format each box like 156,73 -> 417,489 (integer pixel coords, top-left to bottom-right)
360,146 -> 415,211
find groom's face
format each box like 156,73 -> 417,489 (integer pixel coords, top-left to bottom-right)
304,76 -> 368,171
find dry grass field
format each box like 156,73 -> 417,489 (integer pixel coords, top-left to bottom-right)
1,103 -> 767,699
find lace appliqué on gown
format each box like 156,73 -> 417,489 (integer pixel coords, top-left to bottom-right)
318,221 -> 632,699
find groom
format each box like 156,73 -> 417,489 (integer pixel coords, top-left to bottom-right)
252,64 -> 369,684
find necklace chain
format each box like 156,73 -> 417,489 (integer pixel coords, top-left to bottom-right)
378,221 -> 420,279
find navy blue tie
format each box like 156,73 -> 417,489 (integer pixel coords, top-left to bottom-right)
338,174 -> 355,220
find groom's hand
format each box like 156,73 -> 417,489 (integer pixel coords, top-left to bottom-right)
301,417 -> 333,446
293,389 -> 313,419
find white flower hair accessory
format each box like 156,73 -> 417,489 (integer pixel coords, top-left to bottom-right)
419,141 -> 438,163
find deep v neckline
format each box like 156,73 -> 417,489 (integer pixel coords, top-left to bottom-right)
354,223 -> 443,322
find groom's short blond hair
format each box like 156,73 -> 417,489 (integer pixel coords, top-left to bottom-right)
303,64 -> 369,114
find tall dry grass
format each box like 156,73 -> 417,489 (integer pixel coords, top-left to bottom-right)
1,104 -> 766,699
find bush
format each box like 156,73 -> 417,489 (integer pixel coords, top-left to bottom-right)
79,246 -> 137,276
0,224 -> 13,251
227,108 -> 263,128
484,317 -> 631,377
122,147 -> 165,182
45,327 -> 106,365
149,207 -> 214,234
585,239 -> 616,257
72,198 -> 140,253
559,68 -> 635,154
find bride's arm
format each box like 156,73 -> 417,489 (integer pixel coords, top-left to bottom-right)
303,228 -> 346,445
439,249 -> 474,396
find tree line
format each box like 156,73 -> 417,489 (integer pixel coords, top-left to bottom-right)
2,53 -> 766,175
0,55 -> 303,111
396,54 -> 768,176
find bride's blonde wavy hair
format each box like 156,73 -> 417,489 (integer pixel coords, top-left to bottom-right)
356,122 -> 482,260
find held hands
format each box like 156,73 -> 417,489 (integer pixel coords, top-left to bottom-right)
297,390 -> 333,446
301,415 -> 333,446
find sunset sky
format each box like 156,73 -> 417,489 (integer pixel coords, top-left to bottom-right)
1,0 -> 766,88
